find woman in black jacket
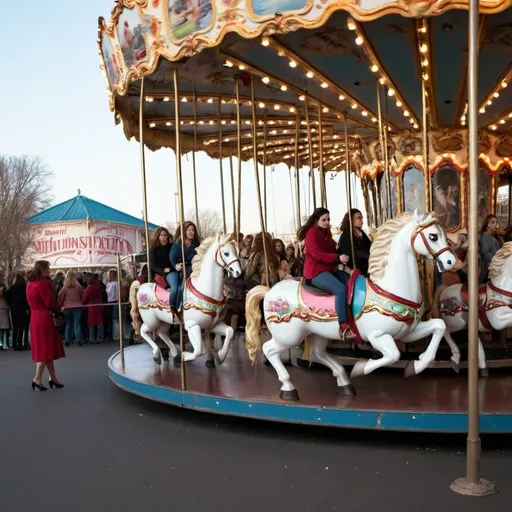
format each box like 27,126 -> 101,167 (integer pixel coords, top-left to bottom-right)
337,209 -> 372,277
149,227 -> 174,286
4,274 -> 30,350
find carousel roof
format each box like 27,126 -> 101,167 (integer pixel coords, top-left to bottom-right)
27,194 -> 159,229
97,1 -> 512,172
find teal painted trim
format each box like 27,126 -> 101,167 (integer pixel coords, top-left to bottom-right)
108,352 -> 512,433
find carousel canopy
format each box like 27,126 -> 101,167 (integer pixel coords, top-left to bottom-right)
27,194 -> 159,229
97,1 -> 512,173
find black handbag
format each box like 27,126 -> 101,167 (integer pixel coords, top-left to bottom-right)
52,311 -> 65,329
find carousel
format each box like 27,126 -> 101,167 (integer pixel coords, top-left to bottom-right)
98,0 -> 512,495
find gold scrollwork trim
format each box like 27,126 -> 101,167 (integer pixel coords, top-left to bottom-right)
267,307 -> 337,324
120,0 -> 149,8
183,301 -> 223,319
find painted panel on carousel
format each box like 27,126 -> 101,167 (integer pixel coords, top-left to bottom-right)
433,165 -> 461,231
101,33 -> 121,87
403,165 -> 424,213
165,0 -> 214,42
249,0 -> 310,18
117,7 -> 148,68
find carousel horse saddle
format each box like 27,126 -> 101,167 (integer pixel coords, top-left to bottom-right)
300,272 -> 367,319
154,282 -> 171,308
460,283 -> 487,309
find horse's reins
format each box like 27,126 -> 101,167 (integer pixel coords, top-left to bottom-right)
410,220 -> 452,263
215,243 -> 240,271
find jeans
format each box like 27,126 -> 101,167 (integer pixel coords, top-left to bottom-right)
168,272 -> 181,308
64,309 -> 83,343
89,324 -> 105,342
311,270 -> 349,322
165,273 -> 173,288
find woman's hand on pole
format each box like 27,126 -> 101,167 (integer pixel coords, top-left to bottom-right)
339,254 -> 350,264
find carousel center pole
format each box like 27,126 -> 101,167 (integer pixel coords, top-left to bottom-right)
192,85 -> 200,234
451,0 -> 497,496
139,77 -> 152,285
173,68 -> 187,393
250,76 -> 270,288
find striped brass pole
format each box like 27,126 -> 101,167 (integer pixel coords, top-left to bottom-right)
173,68 -> 187,392
235,79 -> 242,241
229,148 -> 236,233
263,113 -> 268,230
376,81 -> 385,226
383,87 -> 392,218
250,77 -> 270,288
294,111 -> 301,229
343,113 -> 356,268
192,86 -> 200,233
218,87 -> 227,233
305,101 -> 317,210
139,77 -> 152,283
318,104 -> 327,208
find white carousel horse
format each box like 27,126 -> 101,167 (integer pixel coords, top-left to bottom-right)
433,241 -> 512,376
245,210 -> 456,401
130,234 -> 242,365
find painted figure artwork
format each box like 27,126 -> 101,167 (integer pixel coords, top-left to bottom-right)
168,0 -> 214,40
119,8 -> 147,68
378,173 -> 398,218
433,165 -> 460,230
403,165 -> 425,213
101,34 -> 119,86
250,0 -> 309,17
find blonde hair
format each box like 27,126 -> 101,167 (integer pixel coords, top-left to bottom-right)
64,270 -> 77,289
368,212 -> 438,280
488,241 -> 512,279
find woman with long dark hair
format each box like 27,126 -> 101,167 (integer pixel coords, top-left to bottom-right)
298,208 -> 351,337
480,214 -> 503,283
337,209 -> 372,277
149,227 -> 173,287
26,260 -> 65,391
169,221 -> 200,313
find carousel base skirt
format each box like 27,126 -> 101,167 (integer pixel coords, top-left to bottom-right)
109,341 -> 512,433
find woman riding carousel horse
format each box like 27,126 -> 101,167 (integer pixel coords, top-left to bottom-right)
298,207 -> 351,338
337,208 -> 372,277
169,221 -> 200,315
149,227 -> 173,287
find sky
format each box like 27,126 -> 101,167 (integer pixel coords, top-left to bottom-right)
1,1 -> 365,237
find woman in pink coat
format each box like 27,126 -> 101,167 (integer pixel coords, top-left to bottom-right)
26,260 -> 65,391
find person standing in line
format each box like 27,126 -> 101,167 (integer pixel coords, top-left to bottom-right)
58,271 -> 85,347
26,260 -> 65,391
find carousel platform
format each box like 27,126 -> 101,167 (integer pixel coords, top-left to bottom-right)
109,340 -> 512,433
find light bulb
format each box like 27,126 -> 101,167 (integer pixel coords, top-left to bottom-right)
420,44 -> 428,53
371,65 -> 379,72
306,71 -> 314,78
355,36 -> 363,46
262,76 -> 270,84
261,37 -> 270,46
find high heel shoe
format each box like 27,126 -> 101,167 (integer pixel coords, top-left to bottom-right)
32,381 -> 48,392
48,380 -> 64,389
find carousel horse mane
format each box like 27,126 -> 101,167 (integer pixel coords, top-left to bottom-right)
488,241 -> 512,279
190,233 -> 234,278
368,211 -> 437,280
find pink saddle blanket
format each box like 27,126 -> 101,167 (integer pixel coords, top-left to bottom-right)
300,283 -> 337,318
154,284 -> 170,308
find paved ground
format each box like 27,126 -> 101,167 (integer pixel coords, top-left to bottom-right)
1,344 -> 511,512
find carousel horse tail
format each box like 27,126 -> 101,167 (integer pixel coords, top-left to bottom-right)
129,280 -> 142,336
245,285 -> 270,365
431,284 -> 446,319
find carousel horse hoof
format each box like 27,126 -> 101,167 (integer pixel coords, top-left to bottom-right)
404,360 -> 417,378
153,352 -> 162,365
213,350 -> 223,366
205,358 -> 216,369
480,368 -> 489,378
162,350 -> 170,361
450,360 -> 460,374
279,389 -> 300,401
173,355 -> 181,368
350,360 -> 367,379
337,384 -> 356,397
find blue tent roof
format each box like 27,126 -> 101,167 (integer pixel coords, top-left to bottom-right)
26,195 -> 159,230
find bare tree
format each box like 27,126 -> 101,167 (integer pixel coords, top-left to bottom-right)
187,209 -> 223,239
0,155 -> 53,277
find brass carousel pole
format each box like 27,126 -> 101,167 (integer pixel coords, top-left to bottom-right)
376,82 -> 385,225
383,87 -> 392,218
192,86 -> 200,234
173,68 -> 187,392
229,148 -> 236,232
139,77 -> 152,285
235,79 -> 242,242
305,101 -> 317,210
343,113 -> 356,268
250,77 -> 270,288
218,88 -> 227,233
422,80 -> 431,211
116,253 -> 125,368
451,0 -> 497,496
294,112 -> 302,229
318,104 -> 327,208
263,113 -> 268,230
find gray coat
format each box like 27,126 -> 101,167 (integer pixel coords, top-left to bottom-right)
480,232 -> 501,283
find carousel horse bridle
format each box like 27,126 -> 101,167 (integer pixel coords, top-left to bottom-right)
410,220 -> 452,268
215,242 -> 240,273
